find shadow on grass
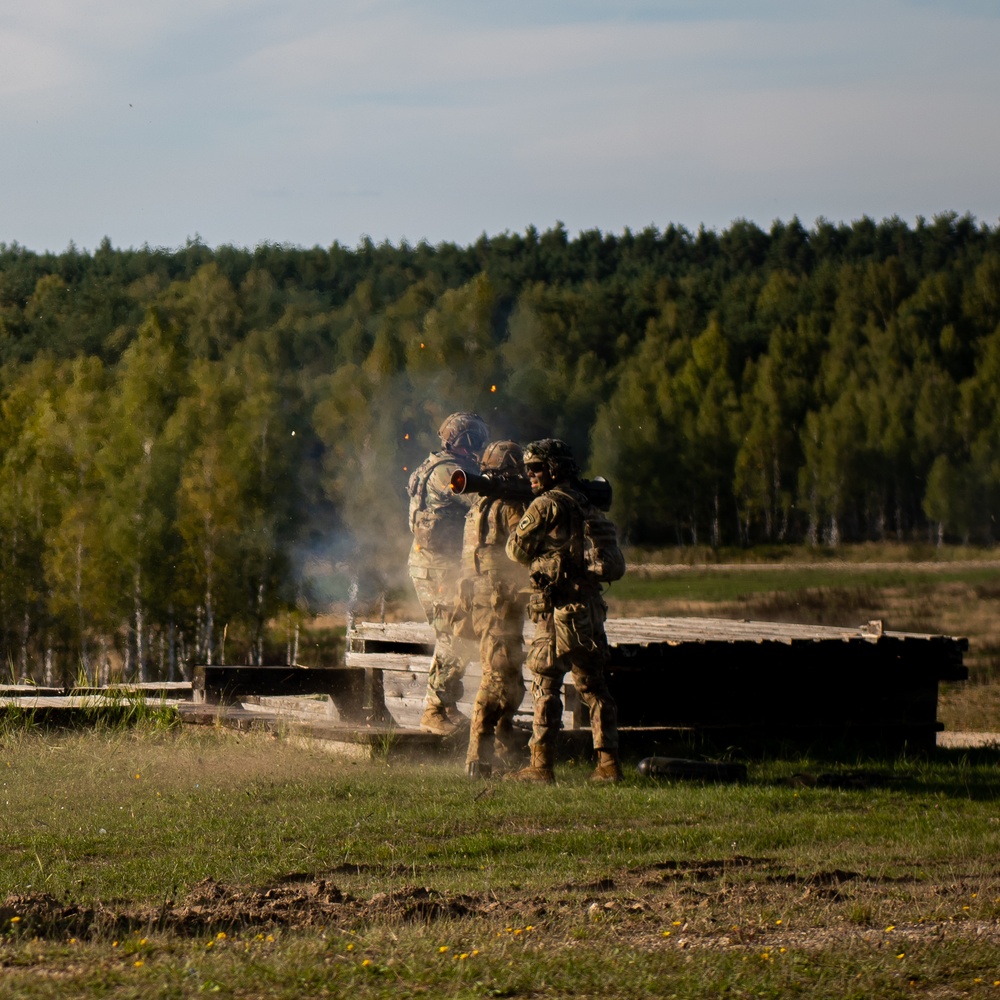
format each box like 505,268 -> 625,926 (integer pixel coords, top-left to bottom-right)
624,743 -> 1000,800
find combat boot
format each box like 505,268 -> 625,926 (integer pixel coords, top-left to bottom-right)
444,705 -> 470,730
465,760 -> 492,779
590,750 -> 623,783
420,706 -> 461,736
504,745 -> 555,784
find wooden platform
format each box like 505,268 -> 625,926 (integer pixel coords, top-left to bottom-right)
2,616 -> 967,758
344,616 -> 968,754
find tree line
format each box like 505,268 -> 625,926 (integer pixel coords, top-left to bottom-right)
1,213 -> 999,680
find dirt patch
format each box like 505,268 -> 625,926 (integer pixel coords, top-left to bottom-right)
4,858 -> 1000,954
0,877 -> 520,940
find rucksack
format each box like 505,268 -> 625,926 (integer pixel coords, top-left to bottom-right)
550,488 -> 627,584
581,506 -> 627,583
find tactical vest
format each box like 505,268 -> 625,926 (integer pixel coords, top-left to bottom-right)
407,451 -> 466,554
463,496 -> 514,574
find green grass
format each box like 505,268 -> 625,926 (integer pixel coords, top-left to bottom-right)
5,545 -> 1000,996
3,727 -> 1000,997
612,565 -> 1000,605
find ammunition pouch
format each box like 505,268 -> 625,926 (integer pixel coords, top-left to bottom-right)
553,601 -> 599,656
527,590 -> 552,623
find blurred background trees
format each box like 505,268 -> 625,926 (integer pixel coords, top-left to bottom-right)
1,213 -> 999,678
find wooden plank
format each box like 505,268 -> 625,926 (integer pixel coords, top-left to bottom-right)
0,682 -> 193,698
0,685 -> 64,697
354,616 -> 968,649
68,682 -> 194,698
193,665 -> 369,722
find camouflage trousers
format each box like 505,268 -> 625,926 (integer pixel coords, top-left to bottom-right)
410,566 -> 476,709
526,592 -> 618,753
465,576 -> 528,766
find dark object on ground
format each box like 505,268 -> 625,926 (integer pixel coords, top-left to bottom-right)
637,757 -> 748,782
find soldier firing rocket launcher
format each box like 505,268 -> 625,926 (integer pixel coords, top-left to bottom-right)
450,469 -> 614,511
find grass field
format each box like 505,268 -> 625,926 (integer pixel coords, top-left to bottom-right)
2,725 -> 1000,998
4,544 -> 1000,997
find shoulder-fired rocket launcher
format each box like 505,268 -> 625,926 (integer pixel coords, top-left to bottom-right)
450,469 -> 614,511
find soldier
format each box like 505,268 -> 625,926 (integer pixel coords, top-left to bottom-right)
459,441 -> 531,778
504,439 -> 623,783
407,412 -> 489,735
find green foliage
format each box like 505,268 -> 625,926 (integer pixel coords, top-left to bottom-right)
2,216 -> 1000,678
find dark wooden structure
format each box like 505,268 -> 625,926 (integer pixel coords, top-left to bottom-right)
345,616 -> 968,754
602,617 -> 967,752
2,616 -> 968,757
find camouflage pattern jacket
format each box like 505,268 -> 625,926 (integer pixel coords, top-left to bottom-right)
462,494 -> 530,588
505,482 -> 594,601
407,449 -> 477,570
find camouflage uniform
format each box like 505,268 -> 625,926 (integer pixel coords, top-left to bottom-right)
505,439 -> 621,782
407,413 -> 489,733
407,448 -> 479,716
461,480 -> 530,776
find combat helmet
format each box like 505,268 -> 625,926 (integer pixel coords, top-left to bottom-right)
480,440 -> 524,475
523,438 -> 578,482
438,412 -> 489,456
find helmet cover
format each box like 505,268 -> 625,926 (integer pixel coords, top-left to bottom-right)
438,412 -> 489,453
480,440 -> 524,474
522,438 -> 578,480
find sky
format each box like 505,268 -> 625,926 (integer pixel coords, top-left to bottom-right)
1,0 -> 999,254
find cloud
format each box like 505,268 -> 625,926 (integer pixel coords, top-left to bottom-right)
1,0 -> 999,250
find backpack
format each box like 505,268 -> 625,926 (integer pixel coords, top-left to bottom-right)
550,488 -> 626,584
581,506 -> 627,583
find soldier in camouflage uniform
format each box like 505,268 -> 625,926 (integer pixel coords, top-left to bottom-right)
460,441 -> 531,778
504,439 -> 623,783
407,412 -> 489,735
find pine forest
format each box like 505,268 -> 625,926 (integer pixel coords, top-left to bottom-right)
2,212 -> 999,680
